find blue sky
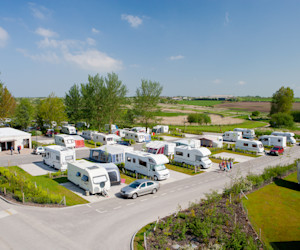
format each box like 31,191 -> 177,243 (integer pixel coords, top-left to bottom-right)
0,0 -> 300,97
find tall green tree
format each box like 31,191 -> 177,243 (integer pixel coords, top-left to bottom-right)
65,84 -> 82,124
14,98 -> 34,129
270,86 -> 294,115
133,80 -> 163,131
0,82 -> 16,120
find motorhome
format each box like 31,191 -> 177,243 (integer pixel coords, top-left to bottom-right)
146,141 -> 176,156
61,125 -> 77,135
235,139 -> 264,153
89,144 -> 134,164
54,134 -> 76,148
43,145 -> 76,171
173,146 -> 212,169
222,131 -> 243,142
105,124 -> 118,133
124,131 -> 150,143
125,151 -> 170,181
115,129 -> 127,138
233,128 -> 255,139
174,139 -> 201,148
152,125 -> 169,134
81,130 -> 97,140
271,132 -> 296,144
199,135 -> 223,148
92,132 -> 121,145
67,159 -> 110,195
131,127 -> 148,133
259,135 -> 287,148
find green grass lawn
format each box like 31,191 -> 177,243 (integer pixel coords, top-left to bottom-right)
178,100 -> 223,106
166,163 -> 204,175
153,111 -> 189,117
243,172 -> 300,249
6,166 -> 88,206
120,173 -> 136,184
210,149 -> 260,158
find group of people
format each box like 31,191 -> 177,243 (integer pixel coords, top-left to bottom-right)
219,160 -> 233,171
10,145 -> 21,155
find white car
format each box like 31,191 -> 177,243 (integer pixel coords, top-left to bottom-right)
33,146 -> 45,155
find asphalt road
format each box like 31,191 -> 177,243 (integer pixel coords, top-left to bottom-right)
0,146 -> 299,250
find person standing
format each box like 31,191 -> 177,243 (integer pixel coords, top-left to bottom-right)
10,145 -> 13,155
17,145 -> 21,154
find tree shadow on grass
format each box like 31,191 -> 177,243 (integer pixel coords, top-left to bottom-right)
273,177 -> 300,192
270,241 -> 300,250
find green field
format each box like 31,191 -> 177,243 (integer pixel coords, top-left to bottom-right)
178,100 -> 223,106
238,96 -> 300,102
153,111 -> 188,117
243,172 -> 300,249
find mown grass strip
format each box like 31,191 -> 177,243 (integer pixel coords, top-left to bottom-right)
166,164 -> 204,175
120,173 -> 136,184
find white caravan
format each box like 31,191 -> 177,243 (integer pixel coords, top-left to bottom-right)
271,132 -> 296,144
105,124 -> 118,133
61,125 -> 77,135
81,130 -> 96,140
233,128 -> 255,139
43,145 -> 76,171
173,146 -> 212,169
200,135 -> 223,148
152,125 -> 169,134
67,159 -> 110,195
115,129 -> 127,138
146,141 -> 176,156
223,131 -> 243,142
259,135 -> 287,148
124,131 -> 146,143
235,139 -> 264,153
54,134 -> 76,148
174,139 -> 201,148
92,132 -> 121,145
125,151 -> 170,181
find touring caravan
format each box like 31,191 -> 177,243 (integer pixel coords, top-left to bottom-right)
71,135 -> 85,148
43,145 -> 76,171
61,125 -> 77,135
200,135 -> 223,148
105,124 -> 118,133
81,130 -> 96,140
173,146 -> 212,169
259,135 -> 287,148
131,127 -> 150,133
67,159 -> 110,195
233,128 -> 255,139
124,131 -> 147,143
146,141 -> 176,156
125,151 -> 170,181
271,132 -> 296,144
93,132 -> 121,145
89,144 -> 134,164
174,139 -> 201,148
115,129 -> 127,138
54,134 -> 76,148
152,125 -> 169,134
223,131 -> 243,142
235,139 -> 264,153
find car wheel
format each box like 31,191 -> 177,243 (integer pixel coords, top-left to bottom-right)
152,188 -> 157,194
154,175 -> 158,181
132,193 -> 138,199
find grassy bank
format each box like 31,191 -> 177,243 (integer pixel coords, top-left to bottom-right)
166,164 -> 204,175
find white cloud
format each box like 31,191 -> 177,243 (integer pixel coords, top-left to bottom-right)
238,80 -> 246,85
121,14 -> 143,28
224,12 -> 230,26
169,55 -> 184,61
86,37 -> 96,46
29,2 -> 51,20
35,27 -> 58,38
213,79 -> 222,84
92,28 -> 100,34
16,48 -> 59,63
0,26 -> 9,48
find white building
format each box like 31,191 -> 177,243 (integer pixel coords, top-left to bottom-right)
0,128 -> 32,152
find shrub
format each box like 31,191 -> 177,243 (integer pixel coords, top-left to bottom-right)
291,110 -> 300,122
270,112 -> 294,128
251,111 -> 260,117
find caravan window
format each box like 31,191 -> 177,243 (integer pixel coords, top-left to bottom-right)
76,172 -> 81,177
107,138 -> 113,141
62,139 -> 64,143
133,158 -> 136,163
93,175 -> 108,184
187,154 -> 190,158
56,156 -> 60,161
65,155 -> 74,161
195,155 -> 202,161
81,175 -> 89,182
108,171 -> 118,183
243,143 -> 248,146
139,159 -> 147,167
127,157 -> 131,162
252,144 -> 257,148
176,151 -> 183,156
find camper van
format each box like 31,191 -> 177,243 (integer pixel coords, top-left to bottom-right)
43,145 -> 76,171
259,135 -> 287,148
81,130 -> 96,140
92,132 -> 121,145
89,144 -> 134,164
174,139 -> 201,148
54,134 -> 76,148
124,131 -> 147,143
61,125 -> 77,135
223,131 -> 243,142
235,139 -> 264,153
233,128 -> 255,139
200,135 -> 223,148
67,159 -> 110,195
152,125 -> 169,134
173,146 -> 212,169
125,151 -> 170,181
146,141 -> 176,156
271,132 -> 296,144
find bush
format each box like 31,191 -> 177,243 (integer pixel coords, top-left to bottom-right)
270,112 -> 294,128
251,111 -> 260,117
291,110 -> 300,122
187,113 -> 211,125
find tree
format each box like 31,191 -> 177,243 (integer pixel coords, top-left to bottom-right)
133,80 -> 163,131
65,84 -> 82,124
270,112 -> 294,128
14,98 -> 34,129
251,111 -> 260,117
0,82 -> 16,120
187,113 -> 211,125
270,87 -> 294,115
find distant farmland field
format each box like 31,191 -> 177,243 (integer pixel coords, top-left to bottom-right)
178,100 -> 223,106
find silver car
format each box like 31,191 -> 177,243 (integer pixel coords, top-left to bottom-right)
120,179 -> 160,199
33,146 -> 45,155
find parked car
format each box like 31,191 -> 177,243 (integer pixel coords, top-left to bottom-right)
33,146 -> 45,155
46,129 -> 58,137
120,179 -> 160,199
269,146 -> 284,156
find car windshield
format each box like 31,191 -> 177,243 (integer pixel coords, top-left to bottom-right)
155,165 -> 166,171
129,181 -> 141,188
273,147 -> 279,150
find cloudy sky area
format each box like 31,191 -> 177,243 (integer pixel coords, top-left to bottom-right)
0,0 -> 300,97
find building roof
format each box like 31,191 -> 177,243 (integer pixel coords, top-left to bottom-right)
0,128 -> 31,139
